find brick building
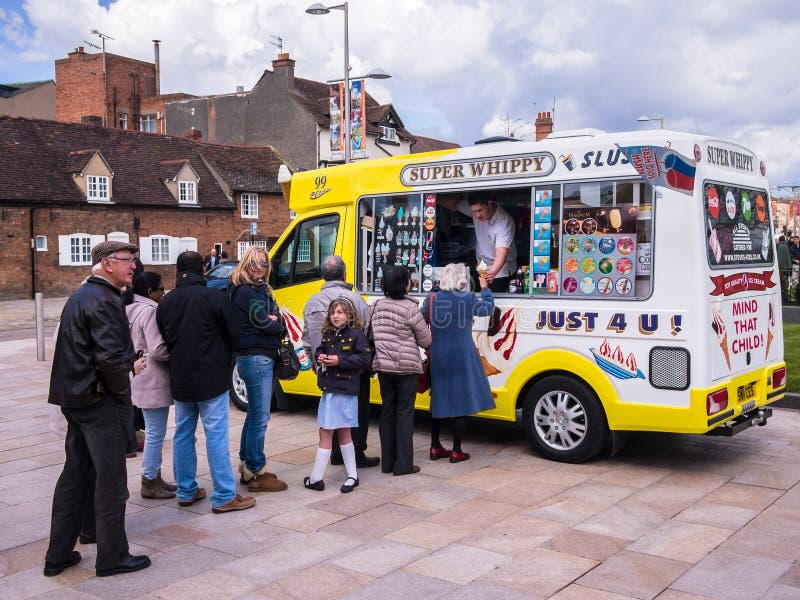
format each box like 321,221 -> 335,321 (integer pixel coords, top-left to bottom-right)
0,115 -> 291,300
55,43 -> 193,133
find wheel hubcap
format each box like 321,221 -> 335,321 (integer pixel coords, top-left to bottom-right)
533,390 -> 587,450
231,366 -> 248,405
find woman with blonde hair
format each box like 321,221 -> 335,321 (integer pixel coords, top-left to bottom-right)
422,263 -> 494,463
227,246 -> 287,493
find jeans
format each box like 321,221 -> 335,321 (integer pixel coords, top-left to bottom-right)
173,392 -> 235,507
236,354 -> 274,474
141,406 -> 170,480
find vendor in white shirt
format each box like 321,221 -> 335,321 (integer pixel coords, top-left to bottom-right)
439,194 -> 517,292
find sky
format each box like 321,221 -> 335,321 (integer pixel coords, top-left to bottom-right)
1,0 -> 799,194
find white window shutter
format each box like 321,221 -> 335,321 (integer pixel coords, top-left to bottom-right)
58,235 -> 71,266
139,236 -> 152,264
107,231 -> 130,243
179,237 -> 197,253
168,236 -> 180,264
90,235 -> 105,261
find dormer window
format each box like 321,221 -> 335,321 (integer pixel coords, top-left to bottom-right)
178,181 -> 197,204
380,126 -> 397,142
87,175 -> 110,202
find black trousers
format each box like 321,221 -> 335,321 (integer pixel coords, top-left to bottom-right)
332,372 -> 371,460
46,399 -> 131,571
488,276 -> 510,293
377,373 -> 418,473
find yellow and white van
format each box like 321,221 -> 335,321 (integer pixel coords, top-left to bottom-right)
264,128 -> 785,462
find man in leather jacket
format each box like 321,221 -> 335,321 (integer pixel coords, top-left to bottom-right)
44,241 -> 151,578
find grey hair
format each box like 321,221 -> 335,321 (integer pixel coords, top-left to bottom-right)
439,263 -> 470,292
321,255 -> 346,281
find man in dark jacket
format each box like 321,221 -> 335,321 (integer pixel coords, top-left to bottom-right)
156,251 -> 255,514
302,255 -> 380,468
44,241 -> 151,578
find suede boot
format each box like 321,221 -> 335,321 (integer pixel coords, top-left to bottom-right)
240,463 -> 277,484
247,465 -> 287,492
154,469 -> 177,492
141,475 -> 176,499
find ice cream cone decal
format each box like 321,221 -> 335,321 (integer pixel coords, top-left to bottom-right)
711,303 -> 731,370
766,301 -> 775,359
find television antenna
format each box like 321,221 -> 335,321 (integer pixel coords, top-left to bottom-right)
270,35 -> 283,54
90,29 -> 114,126
82,39 -> 101,50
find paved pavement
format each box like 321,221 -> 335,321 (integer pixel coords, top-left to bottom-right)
1,299 -> 799,599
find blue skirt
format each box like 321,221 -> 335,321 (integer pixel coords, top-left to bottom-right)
317,392 -> 358,429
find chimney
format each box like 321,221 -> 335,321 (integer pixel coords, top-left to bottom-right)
81,115 -> 103,126
271,52 -> 295,88
186,129 -> 202,141
153,40 -> 161,96
535,112 -> 553,141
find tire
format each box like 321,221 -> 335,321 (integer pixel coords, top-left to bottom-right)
229,361 -> 281,413
522,375 -> 610,463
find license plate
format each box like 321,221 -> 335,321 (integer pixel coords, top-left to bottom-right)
737,381 -> 756,402
741,400 -> 755,414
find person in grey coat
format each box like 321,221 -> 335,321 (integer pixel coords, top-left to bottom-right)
302,255 -> 380,468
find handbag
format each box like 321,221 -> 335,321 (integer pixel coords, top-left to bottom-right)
273,302 -> 301,381
417,293 -> 436,394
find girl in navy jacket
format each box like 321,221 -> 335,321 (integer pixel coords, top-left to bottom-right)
304,297 -> 372,494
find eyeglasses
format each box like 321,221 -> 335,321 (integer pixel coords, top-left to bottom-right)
251,261 -> 269,269
107,255 -> 137,264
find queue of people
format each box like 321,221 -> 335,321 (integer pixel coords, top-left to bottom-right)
45,244 -> 494,579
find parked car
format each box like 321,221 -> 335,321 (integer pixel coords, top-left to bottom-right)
204,260 -> 238,289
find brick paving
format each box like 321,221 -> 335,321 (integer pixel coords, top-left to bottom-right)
0,299 -> 799,599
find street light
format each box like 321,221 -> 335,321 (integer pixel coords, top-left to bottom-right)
637,115 -> 664,129
307,2 -> 352,162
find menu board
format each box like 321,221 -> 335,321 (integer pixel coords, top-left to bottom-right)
373,196 -> 425,293
560,206 -> 638,297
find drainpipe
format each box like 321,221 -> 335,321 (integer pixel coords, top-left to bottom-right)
153,40 -> 161,96
29,207 -> 36,298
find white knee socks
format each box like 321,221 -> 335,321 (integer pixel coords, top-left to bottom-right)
311,447 -> 331,483
341,442 -> 358,480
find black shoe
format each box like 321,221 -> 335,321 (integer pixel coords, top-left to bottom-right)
96,553 -> 151,577
304,476 -> 325,491
356,454 -> 380,468
43,551 -> 81,576
393,465 -> 421,476
330,455 -> 344,466
79,532 -> 96,544
340,476 -> 359,493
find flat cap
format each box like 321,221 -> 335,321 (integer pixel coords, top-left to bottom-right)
91,240 -> 139,265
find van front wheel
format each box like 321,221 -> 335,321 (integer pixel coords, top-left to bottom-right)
522,376 -> 609,463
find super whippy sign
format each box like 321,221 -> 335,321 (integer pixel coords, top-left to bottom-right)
400,153 -> 555,186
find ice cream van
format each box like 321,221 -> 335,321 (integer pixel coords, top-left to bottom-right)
264,128 -> 785,463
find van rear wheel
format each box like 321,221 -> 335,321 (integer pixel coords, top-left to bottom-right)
522,375 -> 609,463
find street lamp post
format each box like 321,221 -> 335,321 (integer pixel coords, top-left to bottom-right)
307,2 -> 351,162
637,115 -> 664,129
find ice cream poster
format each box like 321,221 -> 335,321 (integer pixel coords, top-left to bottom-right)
710,298 -> 776,377
705,183 -> 773,267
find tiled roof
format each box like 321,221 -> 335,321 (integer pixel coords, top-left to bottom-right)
411,135 -> 461,153
0,115 -> 286,208
0,80 -> 53,99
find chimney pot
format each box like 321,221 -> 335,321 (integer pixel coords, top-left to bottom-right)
186,129 -> 202,141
